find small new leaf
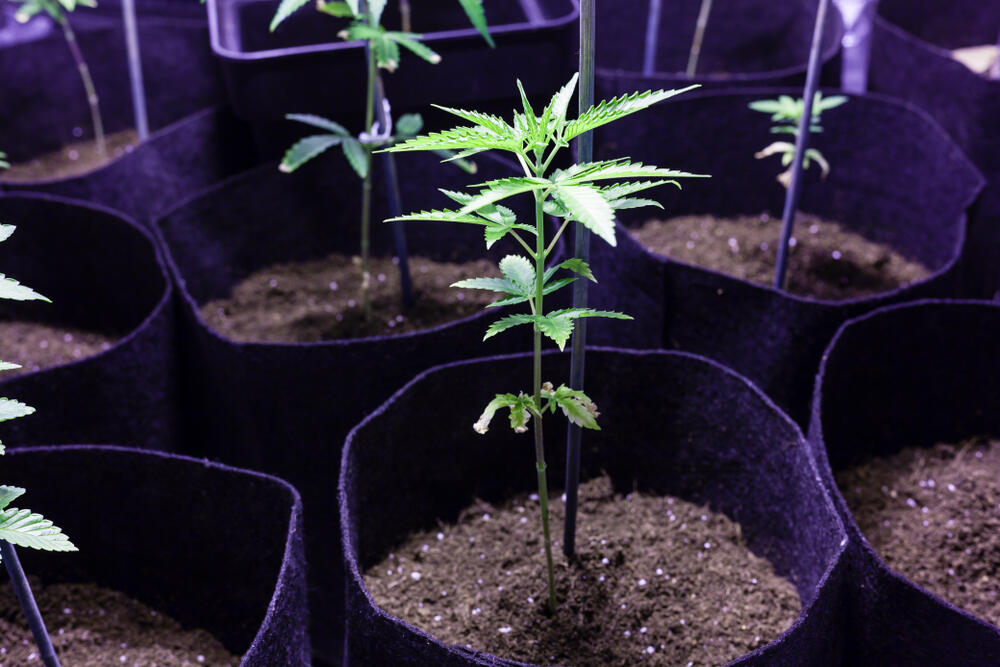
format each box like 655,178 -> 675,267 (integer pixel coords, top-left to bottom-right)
0,398 -> 34,423
498,255 -> 534,295
553,184 -> 616,247
541,384 -> 600,430
280,135 -> 343,173
0,508 -> 77,552
0,486 -> 25,511
0,275 -> 48,302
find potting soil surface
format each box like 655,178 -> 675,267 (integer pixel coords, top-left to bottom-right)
632,212 -> 931,301
365,476 -> 800,666
0,321 -> 116,377
0,129 -> 139,182
838,437 -> 1000,627
0,579 -> 239,665
201,253 -> 500,342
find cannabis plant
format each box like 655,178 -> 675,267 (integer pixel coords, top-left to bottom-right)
11,0 -> 107,160
749,92 -> 846,188
382,74 -> 707,612
0,223 -> 76,667
271,0 -> 490,321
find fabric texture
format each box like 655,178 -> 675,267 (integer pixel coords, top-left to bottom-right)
585,88 -> 983,427
0,194 -> 176,452
869,1 -> 1000,298
807,299 -> 1000,665
5,444 -> 310,666
340,348 -> 849,666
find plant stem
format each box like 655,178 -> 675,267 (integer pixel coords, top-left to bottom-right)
563,0 -> 595,560
532,188 -> 556,615
59,16 -> 106,161
686,0 -> 713,77
400,0 -> 411,32
1,542 -> 61,667
359,35 -> 377,322
773,0 -> 829,290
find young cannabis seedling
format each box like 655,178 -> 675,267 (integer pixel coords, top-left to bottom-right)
271,0 -> 490,322
749,92 -> 846,188
0,222 -> 77,667
382,73 -> 707,612
11,0 -> 107,160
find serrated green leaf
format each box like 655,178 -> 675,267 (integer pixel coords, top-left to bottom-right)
0,225 -> 15,243
556,258 -> 596,282
429,106 -> 513,138
540,73 -> 579,132
456,0 -> 494,46
515,80 -> 539,140
483,313 -> 535,340
0,362 -> 20,372
0,398 -> 33,423
0,508 -> 76,552
558,160 -> 706,184
0,274 -> 47,302
385,208 -> 485,225
498,255 -> 535,294
342,138 -> 369,178
537,308 -> 632,349
279,135 -> 343,173
609,197 -> 663,210
386,32 -> 441,65
368,0 -> 386,25
383,125 -> 519,154
599,179 -> 679,200
270,0 -> 310,31
553,184 -> 616,246
451,277 -> 520,295
285,114 -> 349,136
373,34 -> 400,71
508,397 -> 530,433
316,1 -> 355,18
543,385 -> 600,430
458,177 -> 549,215
0,487 -> 24,511
563,85 -> 699,141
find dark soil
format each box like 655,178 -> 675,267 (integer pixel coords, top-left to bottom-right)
0,321 -> 116,377
200,253 -> 499,343
365,476 -> 801,666
631,212 -> 931,301
838,437 -> 1000,626
0,579 -> 239,666
0,129 -> 139,182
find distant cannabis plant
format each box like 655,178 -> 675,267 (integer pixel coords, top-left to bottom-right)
749,92 -> 846,188
11,0 -> 107,160
382,74 -> 707,612
271,0 -> 490,321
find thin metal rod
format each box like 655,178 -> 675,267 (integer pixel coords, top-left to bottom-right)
642,0 -> 661,76
563,0 -> 594,560
121,0 -> 149,140
686,0 -> 713,77
2,541 -> 61,667
773,0 -> 829,291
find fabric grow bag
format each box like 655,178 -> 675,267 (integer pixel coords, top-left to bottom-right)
0,194 -> 176,451
586,88 -> 983,427
868,0 -> 1000,298
595,0 -> 843,100
2,107 -> 258,227
807,299 -> 1000,665
207,0 -> 578,152
5,444 -> 309,665
340,348 -> 849,666
0,13 -> 225,167
156,150 -> 559,664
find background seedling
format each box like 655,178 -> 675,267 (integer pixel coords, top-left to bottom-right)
383,74 -> 707,612
0,218 -> 78,667
11,0 -> 107,160
271,0 -> 490,321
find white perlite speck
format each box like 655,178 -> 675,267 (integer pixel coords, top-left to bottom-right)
498,626 -> 512,634
410,571 -> 421,581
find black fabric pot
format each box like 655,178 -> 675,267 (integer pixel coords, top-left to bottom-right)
207,0 -> 578,156
5,445 -> 310,665
340,348 -> 848,666
586,88 -> 983,427
156,150 -> 559,664
868,0 -> 1000,298
807,299 -> 1000,665
2,107 -> 257,227
0,13 -> 225,163
595,0 -> 843,100
0,194 -> 175,451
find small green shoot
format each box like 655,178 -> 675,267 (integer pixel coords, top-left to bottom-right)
749,92 -> 846,188
382,74 -> 708,612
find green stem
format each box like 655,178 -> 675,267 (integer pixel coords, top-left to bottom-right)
359,36 -> 377,322
60,16 -> 106,161
532,188 -> 556,615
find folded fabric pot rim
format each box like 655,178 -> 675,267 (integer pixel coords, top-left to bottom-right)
340,346 -> 849,667
874,2 -> 1000,75
207,0 -> 578,61
595,3 -> 843,84
158,160 -> 560,350
6,107 -> 221,187
0,192 -> 171,376
6,443 -> 307,664
616,86 -> 982,306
